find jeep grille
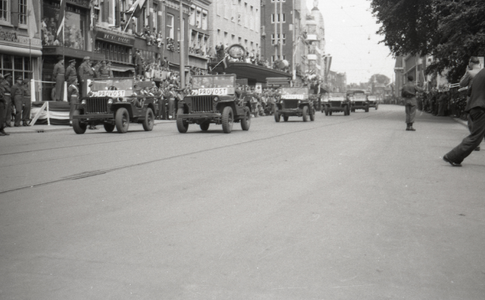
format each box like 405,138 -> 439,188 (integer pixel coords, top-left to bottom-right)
330,101 -> 342,107
283,100 -> 299,109
85,98 -> 109,113
190,96 -> 214,112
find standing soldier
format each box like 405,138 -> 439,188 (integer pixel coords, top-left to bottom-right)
0,74 -> 8,136
53,57 -> 65,101
65,59 -> 77,84
78,56 -> 95,97
106,61 -> 114,77
98,60 -> 110,79
11,76 -> 24,127
67,77 -> 79,125
1,73 -> 12,127
22,79 -> 32,126
401,75 -> 424,131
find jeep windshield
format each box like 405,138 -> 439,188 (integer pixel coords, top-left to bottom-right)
191,75 -> 236,88
89,78 -> 135,97
280,87 -> 308,100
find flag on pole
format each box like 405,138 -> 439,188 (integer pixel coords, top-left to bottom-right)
57,0 -> 66,39
126,0 -> 146,18
27,0 -> 38,39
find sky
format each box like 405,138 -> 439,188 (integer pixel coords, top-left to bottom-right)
307,0 -> 396,84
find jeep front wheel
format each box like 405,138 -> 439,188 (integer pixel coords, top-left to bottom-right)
104,123 -> 115,133
72,110 -> 86,134
143,108 -> 155,131
222,106 -> 233,133
241,107 -> 251,131
176,108 -> 189,133
115,107 -> 130,133
310,107 -> 315,121
302,106 -> 309,122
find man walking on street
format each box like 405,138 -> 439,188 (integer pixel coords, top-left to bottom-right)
459,56 -> 483,151
401,75 -> 424,131
443,67 -> 485,167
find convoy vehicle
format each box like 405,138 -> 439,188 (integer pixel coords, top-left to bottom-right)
322,92 -> 351,116
367,94 -> 379,110
72,78 -> 158,134
274,87 -> 315,122
176,74 -> 251,133
347,89 -> 369,112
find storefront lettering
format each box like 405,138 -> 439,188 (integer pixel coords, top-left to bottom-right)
96,31 -> 135,46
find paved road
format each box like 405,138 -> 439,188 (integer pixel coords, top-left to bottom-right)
1,105 -> 484,300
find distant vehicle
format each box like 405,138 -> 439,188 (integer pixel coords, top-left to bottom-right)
176,74 -> 251,133
347,89 -> 369,112
367,95 -> 379,110
274,87 -> 315,122
72,78 -> 158,134
322,92 -> 351,116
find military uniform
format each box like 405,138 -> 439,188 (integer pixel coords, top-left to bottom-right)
11,77 -> 24,126
22,80 -> 31,126
53,59 -> 65,101
65,60 -> 78,84
401,78 -> 423,131
68,80 -> 79,121
77,57 -> 95,97
0,74 -> 7,135
1,75 -> 12,127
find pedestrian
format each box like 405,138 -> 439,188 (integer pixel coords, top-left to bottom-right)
78,56 -> 95,97
1,73 -> 12,128
401,75 -> 423,131
0,73 -> 8,136
11,76 -> 25,127
53,56 -> 65,101
459,56 -> 483,151
67,77 -> 79,126
21,79 -> 31,126
443,67 -> 485,167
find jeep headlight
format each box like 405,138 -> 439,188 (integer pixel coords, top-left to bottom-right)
213,96 -> 220,102
81,99 -> 86,104
108,98 -> 114,104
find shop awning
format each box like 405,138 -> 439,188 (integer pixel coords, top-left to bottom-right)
42,46 -> 105,61
0,45 -> 42,57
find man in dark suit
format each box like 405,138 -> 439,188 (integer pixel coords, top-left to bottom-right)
443,67 -> 485,166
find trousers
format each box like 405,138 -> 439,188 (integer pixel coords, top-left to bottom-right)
445,108 -> 485,163
405,97 -> 417,124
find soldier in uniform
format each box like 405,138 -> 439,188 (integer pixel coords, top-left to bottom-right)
0,74 -> 8,136
1,73 -> 12,127
77,56 -> 95,97
98,60 -> 111,79
65,59 -> 77,84
53,57 -> 65,101
22,79 -> 32,126
11,76 -> 25,127
67,77 -> 80,125
401,75 -> 424,131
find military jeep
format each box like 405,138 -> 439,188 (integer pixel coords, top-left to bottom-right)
367,95 -> 379,110
348,89 -> 369,113
72,78 -> 158,134
323,92 -> 351,116
176,74 -> 251,133
274,87 -> 315,122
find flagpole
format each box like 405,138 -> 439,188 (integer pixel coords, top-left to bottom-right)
179,0 -> 185,88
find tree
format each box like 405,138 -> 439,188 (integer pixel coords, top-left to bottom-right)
371,0 -> 485,83
369,74 -> 390,86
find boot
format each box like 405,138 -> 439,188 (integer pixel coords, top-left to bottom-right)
0,128 -> 9,136
406,123 -> 416,131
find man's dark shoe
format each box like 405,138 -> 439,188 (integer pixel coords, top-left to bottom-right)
474,146 -> 480,151
0,130 -> 9,136
14,124 -> 21,127
406,127 -> 416,131
443,155 -> 462,167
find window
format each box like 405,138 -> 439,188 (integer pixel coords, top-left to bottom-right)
271,13 -> 286,23
18,0 -> 27,26
42,2 -> 86,50
0,54 -> 32,81
0,0 -> 10,23
201,11 -> 207,30
166,14 -> 174,39
271,34 -> 286,45
152,2 -> 158,32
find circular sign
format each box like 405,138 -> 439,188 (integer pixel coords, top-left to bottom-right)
227,44 -> 246,59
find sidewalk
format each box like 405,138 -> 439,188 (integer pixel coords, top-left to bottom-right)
2,119 -> 175,134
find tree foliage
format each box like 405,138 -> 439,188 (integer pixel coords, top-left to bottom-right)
371,0 -> 485,83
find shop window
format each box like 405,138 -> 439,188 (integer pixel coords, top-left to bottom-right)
0,0 -> 10,24
42,2 -> 86,50
0,55 -> 32,80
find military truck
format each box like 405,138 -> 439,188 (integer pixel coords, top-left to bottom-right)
274,87 -> 315,122
72,78 -> 158,134
322,92 -> 351,116
367,94 -> 379,110
176,74 -> 251,133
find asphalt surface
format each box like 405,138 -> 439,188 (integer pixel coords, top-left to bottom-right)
0,105 -> 484,300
